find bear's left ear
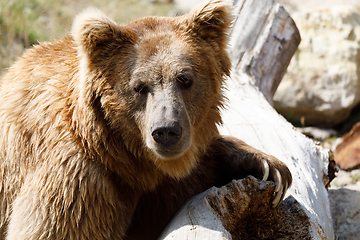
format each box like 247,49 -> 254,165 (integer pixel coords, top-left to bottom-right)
186,0 -> 234,48
72,8 -> 135,59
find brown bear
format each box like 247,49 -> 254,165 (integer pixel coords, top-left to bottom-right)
0,0 -> 292,239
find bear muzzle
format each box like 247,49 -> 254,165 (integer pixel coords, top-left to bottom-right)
145,85 -> 192,159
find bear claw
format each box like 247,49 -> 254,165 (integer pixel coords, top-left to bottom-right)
261,160 -> 289,207
262,159 -> 269,181
272,169 -> 283,207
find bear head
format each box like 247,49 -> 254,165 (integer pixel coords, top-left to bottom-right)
72,0 -> 233,178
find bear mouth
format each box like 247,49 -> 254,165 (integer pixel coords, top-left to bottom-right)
146,133 -> 192,160
151,142 -> 191,160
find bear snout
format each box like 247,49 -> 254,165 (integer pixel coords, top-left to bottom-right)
151,121 -> 182,147
144,85 -> 192,159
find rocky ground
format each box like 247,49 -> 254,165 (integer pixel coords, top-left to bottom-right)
297,125 -> 360,240
330,169 -> 360,191
329,169 -> 360,240
296,125 -> 360,240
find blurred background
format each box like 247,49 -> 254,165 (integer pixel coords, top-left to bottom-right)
0,0 -> 173,77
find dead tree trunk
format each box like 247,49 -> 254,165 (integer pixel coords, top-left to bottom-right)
159,0 -> 335,239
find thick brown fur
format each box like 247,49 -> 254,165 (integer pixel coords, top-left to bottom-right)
0,0 -> 292,239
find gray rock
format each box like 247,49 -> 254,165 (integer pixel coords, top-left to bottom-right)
297,127 -> 337,141
329,188 -> 360,240
330,169 -> 360,188
273,4 -> 360,127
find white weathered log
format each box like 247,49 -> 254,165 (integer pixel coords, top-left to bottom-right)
159,188 -> 232,240
159,0 -> 335,239
230,0 -> 301,105
160,177 -> 314,240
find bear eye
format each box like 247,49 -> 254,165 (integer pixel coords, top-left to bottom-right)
134,82 -> 148,94
177,73 -> 193,88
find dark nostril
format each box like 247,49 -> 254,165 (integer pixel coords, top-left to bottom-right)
152,123 -> 182,146
168,131 -> 178,137
156,132 -> 164,137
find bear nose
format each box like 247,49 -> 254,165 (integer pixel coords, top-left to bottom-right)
152,122 -> 182,146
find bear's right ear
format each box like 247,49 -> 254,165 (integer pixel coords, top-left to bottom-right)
72,8 -> 135,58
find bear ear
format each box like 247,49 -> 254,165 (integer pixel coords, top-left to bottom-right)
72,8 -> 135,56
186,0 -> 234,47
